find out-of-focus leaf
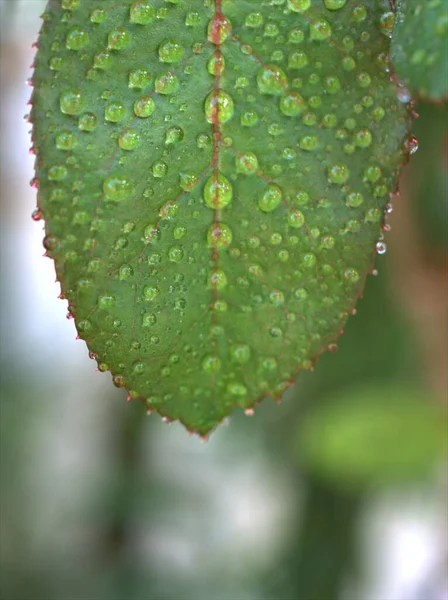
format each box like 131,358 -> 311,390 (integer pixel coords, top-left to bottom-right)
297,385 -> 446,489
391,0 -> 448,100
409,102 -> 448,253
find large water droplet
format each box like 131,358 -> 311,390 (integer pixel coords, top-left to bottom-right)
258,184 -> 282,212
257,65 -> 287,95
204,173 -> 233,209
103,174 -> 133,201
60,89 -> 84,115
204,90 -> 234,124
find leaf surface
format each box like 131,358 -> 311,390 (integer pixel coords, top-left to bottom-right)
391,0 -> 448,100
32,0 -> 409,434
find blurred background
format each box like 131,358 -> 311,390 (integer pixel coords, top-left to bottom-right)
0,2 -> 446,599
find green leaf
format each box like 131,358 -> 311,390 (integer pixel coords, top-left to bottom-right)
296,385 -> 446,490
391,0 -> 448,100
31,0 -> 410,435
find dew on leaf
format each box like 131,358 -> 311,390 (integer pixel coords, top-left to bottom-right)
134,96 -> 155,118
279,91 -> 306,116
207,52 -> 225,76
257,65 -> 287,95
207,15 -> 232,44
158,39 -> 184,63
105,101 -> 126,122
310,19 -> 332,41
258,184 -> 282,213
66,27 -> 89,50
118,129 -> 140,150
287,0 -> 311,13
346,192 -> 364,208
287,210 -> 305,228
143,286 -> 160,301
209,269 -> 228,290
288,50 -> 308,69
103,174 -> 133,201
128,68 -> 152,89
98,294 -> 116,309
204,90 -> 234,124
236,152 -> 259,174
324,0 -> 347,9
108,28 -> 131,50
90,8 -> 106,23
202,355 -> 221,373
207,223 -> 233,248
204,173 -> 233,209
328,163 -> 350,184
165,125 -> 184,144
130,1 -> 155,25
155,72 -> 178,95
56,130 -> 77,150
60,89 -> 84,115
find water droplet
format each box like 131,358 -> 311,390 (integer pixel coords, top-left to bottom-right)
134,96 -> 155,118
279,91 -> 306,116
179,172 -> 198,190
230,344 -> 251,364
143,286 -> 160,301
376,240 -> 387,255
155,71 -> 179,95
158,39 -> 184,63
66,27 -> 89,50
405,135 -> 419,155
103,174 -> 133,201
118,129 -> 140,151
344,268 -> 360,283
207,14 -> 232,44
90,8 -> 106,23
202,354 -> 221,373
288,0 -> 311,12
354,128 -> 373,148
324,0 -> 346,9
105,101 -> 126,122
257,65 -> 287,95
130,1 -> 154,24
78,112 -> 97,131
207,51 -> 225,75
207,266 -> 228,290
288,50 -> 308,70
152,161 -> 168,178
98,294 -> 115,309
48,165 -> 67,181
346,192 -> 364,208
168,245 -> 184,262
62,0 -> 79,8
108,28 -> 131,50
287,210 -> 305,228
236,152 -> 258,174
204,90 -> 234,124
207,223 -> 233,248
56,130 -> 77,150
299,134 -> 319,151
227,382 -> 247,396
165,125 -> 184,145
128,68 -> 151,89
185,11 -> 201,27
328,163 -> 350,184
258,184 -> 282,213
379,11 -> 394,37
204,173 -> 233,209
310,19 -> 332,41
119,264 -> 134,280
60,89 -> 84,115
